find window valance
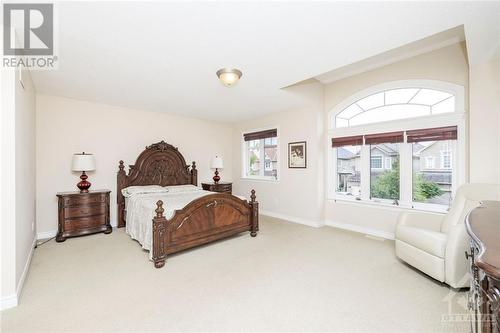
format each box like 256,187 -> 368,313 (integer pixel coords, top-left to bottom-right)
243,129 -> 277,142
331,135 -> 363,147
332,127 -> 457,147
364,131 -> 404,145
406,126 -> 457,143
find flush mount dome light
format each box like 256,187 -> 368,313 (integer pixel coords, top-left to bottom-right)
216,68 -> 242,87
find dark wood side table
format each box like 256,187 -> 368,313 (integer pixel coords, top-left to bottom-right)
201,182 -> 232,194
56,190 -> 112,242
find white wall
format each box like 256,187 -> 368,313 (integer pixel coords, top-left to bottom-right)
232,80 -> 325,226
1,68 -> 17,308
323,43 -> 469,235
1,65 -> 37,310
469,58 -> 500,184
15,68 -> 37,287
35,95 -> 234,235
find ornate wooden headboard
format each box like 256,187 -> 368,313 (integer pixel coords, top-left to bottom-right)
116,141 -> 197,227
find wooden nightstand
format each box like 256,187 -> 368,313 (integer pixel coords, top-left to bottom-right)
201,182 -> 232,194
56,190 -> 112,242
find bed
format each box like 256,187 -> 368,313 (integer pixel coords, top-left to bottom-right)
117,141 -> 259,268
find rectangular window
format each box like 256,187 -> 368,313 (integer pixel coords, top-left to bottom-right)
370,144 -> 400,201
243,129 -> 278,180
441,150 -> 451,169
385,157 -> 391,170
412,140 -> 454,207
332,126 -> 459,212
371,156 -> 383,169
335,145 -> 361,198
425,156 -> 435,169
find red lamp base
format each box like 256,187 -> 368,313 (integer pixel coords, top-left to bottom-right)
213,168 -> 220,183
77,171 -> 92,193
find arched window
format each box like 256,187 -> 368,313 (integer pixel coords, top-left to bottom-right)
335,88 -> 455,128
327,80 -> 466,213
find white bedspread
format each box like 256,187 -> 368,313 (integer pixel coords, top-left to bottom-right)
125,185 -> 212,257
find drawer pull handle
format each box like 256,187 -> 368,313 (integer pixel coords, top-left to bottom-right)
465,251 -> 472,260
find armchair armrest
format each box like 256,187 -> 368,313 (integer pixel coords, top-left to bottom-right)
445,223 -> 469,288
397,211 -> 444,232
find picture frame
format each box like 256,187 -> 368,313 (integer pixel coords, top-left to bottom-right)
288,141 -> 307,168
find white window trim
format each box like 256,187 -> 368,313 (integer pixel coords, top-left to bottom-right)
326,80 -> 466,213
241,126 -> 280,182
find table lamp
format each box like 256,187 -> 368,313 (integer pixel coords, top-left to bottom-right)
211,156 -> 223,183
72,152 -> 96,193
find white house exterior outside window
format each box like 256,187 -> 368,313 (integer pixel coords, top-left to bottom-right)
328,80 -> 466,212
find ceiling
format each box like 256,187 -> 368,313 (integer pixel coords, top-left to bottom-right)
30,1 -> 500,122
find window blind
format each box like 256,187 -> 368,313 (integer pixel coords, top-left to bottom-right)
331,135 -> 363,147
243,129 -> 277,142
406,126 -> 457,143
364,131 -> 404,145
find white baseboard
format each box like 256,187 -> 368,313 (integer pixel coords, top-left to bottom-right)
1,236 -> 36,311
260,209 -> 324,228
325,219 -> 395,240
37,230 -> 57,240
17,236 -> 36,296
259,211 -> 394,240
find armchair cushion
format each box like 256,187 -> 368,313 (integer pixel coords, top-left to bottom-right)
396,225 -> 447,258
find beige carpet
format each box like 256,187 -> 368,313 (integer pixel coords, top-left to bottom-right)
1,216 -> 469,332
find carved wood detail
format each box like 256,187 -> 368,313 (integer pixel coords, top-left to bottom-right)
116,141 -> 197,228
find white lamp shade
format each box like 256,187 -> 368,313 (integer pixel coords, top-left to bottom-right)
211,156 -> 223,169
72,153 -> 96,171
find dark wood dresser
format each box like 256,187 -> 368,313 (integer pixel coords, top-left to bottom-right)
201,182 -> 232,194
466,201 -> 500,333
56,190 -> 112,242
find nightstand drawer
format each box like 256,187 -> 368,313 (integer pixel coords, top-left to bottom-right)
64,215 -> 106,231
63,194 -> 107,207
64,203 -> 106,218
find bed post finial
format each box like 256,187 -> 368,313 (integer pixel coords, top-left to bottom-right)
119,160 -> 125,171
191,161 -> 198,186
155,200 -> 165,218
250,189 -> 256,202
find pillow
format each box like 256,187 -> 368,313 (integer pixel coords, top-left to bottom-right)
164,184 -> 200,193
122,185 -> 167,197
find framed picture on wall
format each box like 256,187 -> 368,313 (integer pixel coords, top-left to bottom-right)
288,141 -> 307,168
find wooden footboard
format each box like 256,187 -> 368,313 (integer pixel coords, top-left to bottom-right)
152,190 -> 258,268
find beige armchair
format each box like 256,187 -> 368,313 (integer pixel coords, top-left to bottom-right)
395,183 -> 500,288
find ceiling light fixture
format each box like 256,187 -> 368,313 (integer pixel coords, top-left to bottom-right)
216,68 -> 242,87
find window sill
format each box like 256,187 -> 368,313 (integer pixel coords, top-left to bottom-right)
240,177 -> 279,183
328,196 -> 448,214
